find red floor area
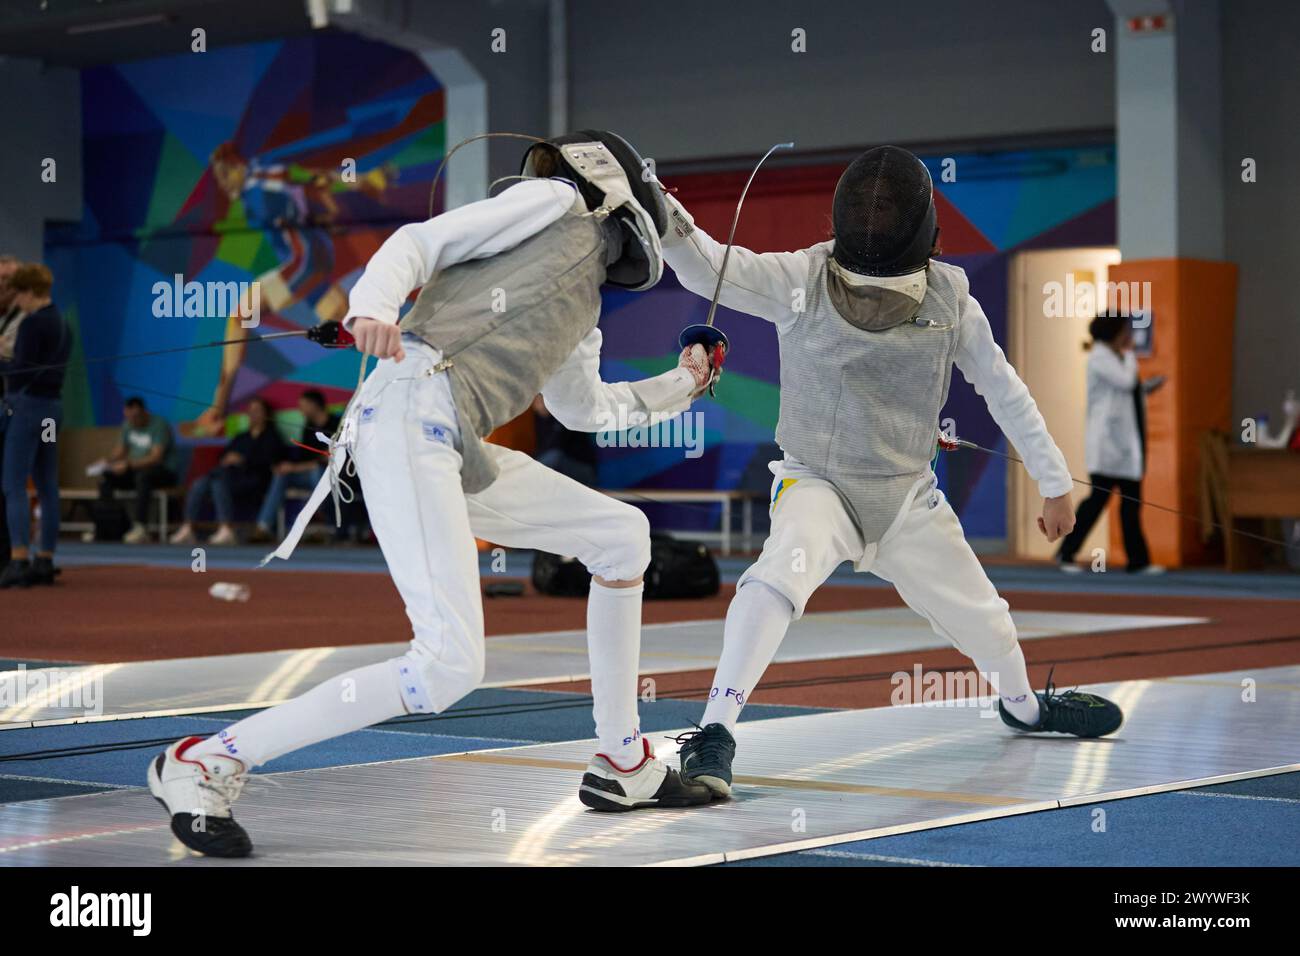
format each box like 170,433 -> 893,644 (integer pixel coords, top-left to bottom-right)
3,566 -> 1298,702
535,591 -> 1300,707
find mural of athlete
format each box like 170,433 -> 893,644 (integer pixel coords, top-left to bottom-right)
189,142 -> 394,435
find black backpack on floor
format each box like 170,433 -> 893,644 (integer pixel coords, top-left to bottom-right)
644,533 -> 720,599
531,534 -> 720,600
530,550 -> 592,598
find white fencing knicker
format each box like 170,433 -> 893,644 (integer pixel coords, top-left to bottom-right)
261,338 -> 652,721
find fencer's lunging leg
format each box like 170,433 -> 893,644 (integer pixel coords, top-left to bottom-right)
703,471 -> 863,727
871,489 -> 1041,725
700,581 -> 794,731
466,444 -> 653,767
465,444 -> 710,810
678,469 -> 863,795
586,578 -> 647,760
187,356 -> 486,768
187,662 -> 405,768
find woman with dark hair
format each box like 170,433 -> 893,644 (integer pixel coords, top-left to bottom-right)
1056,313 -> 1165,574
169,397 -> 285,545
0,264 -> 71,589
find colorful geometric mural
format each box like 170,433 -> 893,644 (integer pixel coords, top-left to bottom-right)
46,29 -> 1113,538
47,30 -> 446,438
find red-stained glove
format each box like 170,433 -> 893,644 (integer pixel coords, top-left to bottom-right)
678,343 -> 722,398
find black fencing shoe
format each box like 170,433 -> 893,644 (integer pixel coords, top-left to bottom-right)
579,738 -> 713,812
673,723 -> 737,797
0,559 -> 32,589
999,669 -> 1123,738
147,736 -> 253,857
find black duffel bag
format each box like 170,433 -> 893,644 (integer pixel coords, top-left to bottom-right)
644,533 -> 720,599
531,534 -> 720,600
529,550 -> 592,598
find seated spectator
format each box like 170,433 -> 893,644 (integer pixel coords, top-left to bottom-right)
98,396 -> 178,543
169,397 -> 284,545
0,263 -> 71,588
250,389 -> 339,543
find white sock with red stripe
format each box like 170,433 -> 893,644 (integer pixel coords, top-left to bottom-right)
186,660 -> 406,768
587,579 -> 646,767
701,580 -> 794,731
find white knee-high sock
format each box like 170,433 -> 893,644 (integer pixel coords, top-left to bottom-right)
586,579 -> 644,765
701,580 -> 794,731
188,660 -> 407,769
973,643 -> 1041,725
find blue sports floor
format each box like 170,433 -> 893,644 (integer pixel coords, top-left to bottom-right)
3,683 -> 1297,866
6,545 -> 1298,865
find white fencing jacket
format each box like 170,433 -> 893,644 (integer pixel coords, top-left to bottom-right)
659,194 -> 1073,502
1084,345 -> 1144,480
344,178 -> 695,432
264,181 -> 694,564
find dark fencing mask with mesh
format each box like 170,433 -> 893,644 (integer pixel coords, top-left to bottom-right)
831,146 -> 938,278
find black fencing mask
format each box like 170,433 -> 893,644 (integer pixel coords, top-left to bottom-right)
831,145 -> 938,278
521,130 -> 667,291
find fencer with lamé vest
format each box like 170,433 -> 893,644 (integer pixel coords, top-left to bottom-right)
662,201 -> 1071,614
666,148 -> 1119,801
148,132 -> 720,860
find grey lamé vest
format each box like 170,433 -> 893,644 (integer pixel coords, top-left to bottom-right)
399,197 -> 610,493
776,242 -> 968,543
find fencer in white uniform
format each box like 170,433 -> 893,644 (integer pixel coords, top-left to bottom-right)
148,131 -> 720,857
664,146 -> 1125,797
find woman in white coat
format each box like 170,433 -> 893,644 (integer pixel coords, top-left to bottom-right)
1057,313 -> 1164,573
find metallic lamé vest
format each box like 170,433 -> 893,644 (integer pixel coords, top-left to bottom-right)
775,243 -> 968,543
398,199 -> 609,493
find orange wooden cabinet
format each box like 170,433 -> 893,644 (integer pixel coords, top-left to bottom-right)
1105,259 -> 1238,567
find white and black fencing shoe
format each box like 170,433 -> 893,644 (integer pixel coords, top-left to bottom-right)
147,736 -> 253,858
578,738 -> 713,812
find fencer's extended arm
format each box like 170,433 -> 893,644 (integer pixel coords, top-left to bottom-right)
343,179 -> 578,329
540,328 -> 697,433
955,296 -> 1074,500
659,194 -> 810,332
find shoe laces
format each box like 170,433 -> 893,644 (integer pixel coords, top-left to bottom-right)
1039,667 -> 1108,734
670,722 -> 729,761
195,766 -> 274,815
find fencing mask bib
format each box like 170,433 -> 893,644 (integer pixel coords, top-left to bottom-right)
522,130 -> 667,291
828,145 -> 939,331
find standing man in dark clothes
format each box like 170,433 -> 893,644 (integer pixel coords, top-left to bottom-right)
169,397 -> 284,545
250,389 -> 339,543
0,264 -> 72,588
98,396 -> 179,543
0,254 -> 23,568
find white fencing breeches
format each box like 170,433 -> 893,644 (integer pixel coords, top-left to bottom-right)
739,458 -> 1016,659
194,345 -> 652,769
706,458 -> 1022,722
354,347 -> 651,725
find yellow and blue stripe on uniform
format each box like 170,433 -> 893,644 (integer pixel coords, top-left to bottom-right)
771,477 -> 798,509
